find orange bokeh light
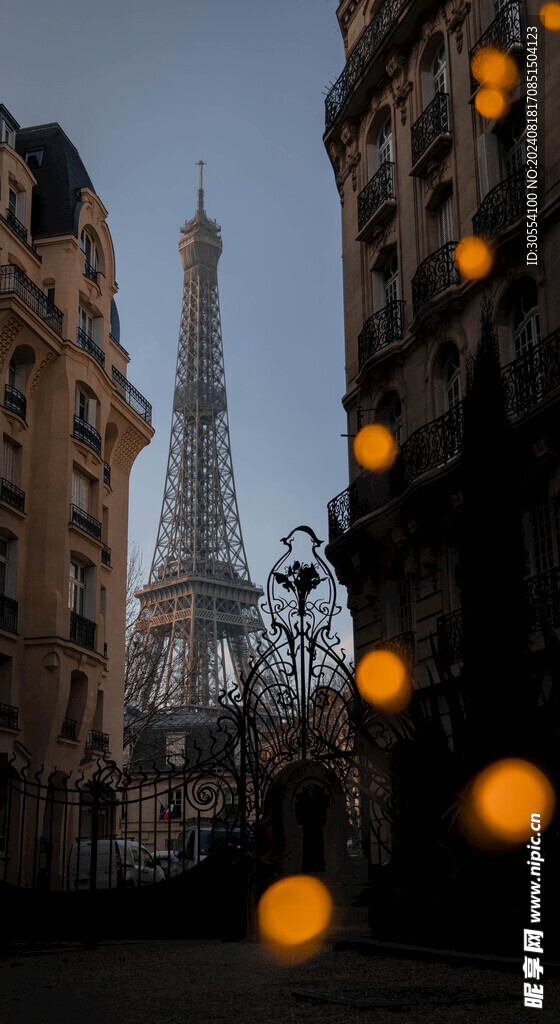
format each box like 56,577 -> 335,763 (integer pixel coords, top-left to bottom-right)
354,423 -> 398,473
258,875 -> 332,955
465,758 -> 556,847
540,2 -> 560,30
355,649 -> 412,712
471,47 -> 518,90
474,87 -> 509,120
455,236 -> 494,280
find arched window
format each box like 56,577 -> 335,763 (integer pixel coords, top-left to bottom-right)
444,349 -> 461,410
377,119 -> 393,166
432,44 -> 447,95
512,281 -> 540,357
80,229 -> 99,272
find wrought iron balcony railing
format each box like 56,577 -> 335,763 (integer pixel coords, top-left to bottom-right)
410,93 -> 450,169
70,610 -> 96,650
103,461 -> 111,486
4,384 -> 26,419
0,594 -> 18,633
357,162 -> 395,235
325,0 -> 408,130
112,366 -> 152,425
0,702 -> 18,729
84,258 -> 98,283
101,544 -> 111,566
527,566 -> 560,633
60,717 -> 77,740
76,326 -> 105,368
376,630 -> 415,668
328,401 -> 463,539
69,503 -> 102,542
358,301 -> 405,368
412,240 -> 459,319
86,729 -> 109,752
472,165 -> 526,237
503,328 -> 560,417
0,477 -> 25,512
6,208 -> 27,242
437,609 -> 464,665
73,415 -> 102,456
0,264 -> 63,336
469,1 -> 522,92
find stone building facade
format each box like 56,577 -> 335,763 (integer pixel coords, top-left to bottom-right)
323,2 -> 558,863
0,102 -> 153,855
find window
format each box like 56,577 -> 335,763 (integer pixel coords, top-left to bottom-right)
383,255 -> 400,304
7,185 -> 24,225
166,734 -> 185,767
512,285 -> 540,358
377,119 -> 393,167
80,230 -> 98,271
2,437 -> 18,483
25,149 -> 43,168
444,349 -> 461,410
0,535 -> 16,598
432,44 -> 447,95
380,392 -> 402,446
1,120 -> 16,146
78,306 -> 93,340
75,386 -> 97,427
69,561 -> 86,615
397,576 -> 414,633
530,505 -> 559,575
72,468 -> 91,512
0,540 -> 8,597
503,113 -> 526,177
438,194 -> 455,247
7,187 -> 17,219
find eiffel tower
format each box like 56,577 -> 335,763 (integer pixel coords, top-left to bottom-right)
134,165 -> 264,707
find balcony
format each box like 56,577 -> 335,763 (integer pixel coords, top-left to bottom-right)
84,258 -> 98,284
376,630 -> 415,669
358,301 -> 405,369
3,384 -> 26,419
73,415 -> 102,456
472,165 -> 526,238
112,366 -> 152,425
437,609 -> 464,665
0,594 -> 18,632
76,326 -> 105,368
70,610 -> 96,650
86,729 -> 109,753
410,93 -> 451,176
469,1 -> 522,93
6,208 -> 27,243
0,478 -> 25,513
412,241 -> 459,320
328,402 -> 463,540
325,0 -> 408,131
0,264 -> 63,336
356,162 -> 396,241
101,544 -> 111,567
103,462 -> 111,487
503,329 -> 560,418
60,717 -> 77,741
69,503 -> 102,542
0,702 -> 18,730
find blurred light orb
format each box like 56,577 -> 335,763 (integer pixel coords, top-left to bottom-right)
354,423 -> 398,472
455,236 -> 494,280
475,87 -> 509,119
540,2 -> 560,29
471,47 -> 518,89
258,875 -> 333,949
469,758 -> 556,845
356,649 -> 412,712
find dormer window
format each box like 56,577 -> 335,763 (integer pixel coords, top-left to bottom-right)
24,149 -> 44,168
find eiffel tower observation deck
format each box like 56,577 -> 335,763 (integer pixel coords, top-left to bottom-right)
134,165 -> 264,707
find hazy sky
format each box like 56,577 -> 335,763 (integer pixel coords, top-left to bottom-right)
5,0 -> 354,652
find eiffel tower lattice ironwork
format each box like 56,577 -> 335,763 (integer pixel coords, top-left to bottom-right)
134,166 -> 264,707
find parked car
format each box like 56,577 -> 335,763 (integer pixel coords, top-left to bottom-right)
153,849 -> 182,878
173,822 -> 243,870
68,838 -> 165,890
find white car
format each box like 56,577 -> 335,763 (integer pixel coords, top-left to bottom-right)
68,838 -> 165,889
153,849 -> 183,878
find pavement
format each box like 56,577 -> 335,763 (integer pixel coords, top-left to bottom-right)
1,937 -> 559,1024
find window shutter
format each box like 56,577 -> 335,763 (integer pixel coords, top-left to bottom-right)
477,132 -> 501,200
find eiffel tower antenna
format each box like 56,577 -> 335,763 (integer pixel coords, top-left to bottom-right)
134,169 -> 264,706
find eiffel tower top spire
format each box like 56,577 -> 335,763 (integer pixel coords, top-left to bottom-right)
197,159 -> 206,215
